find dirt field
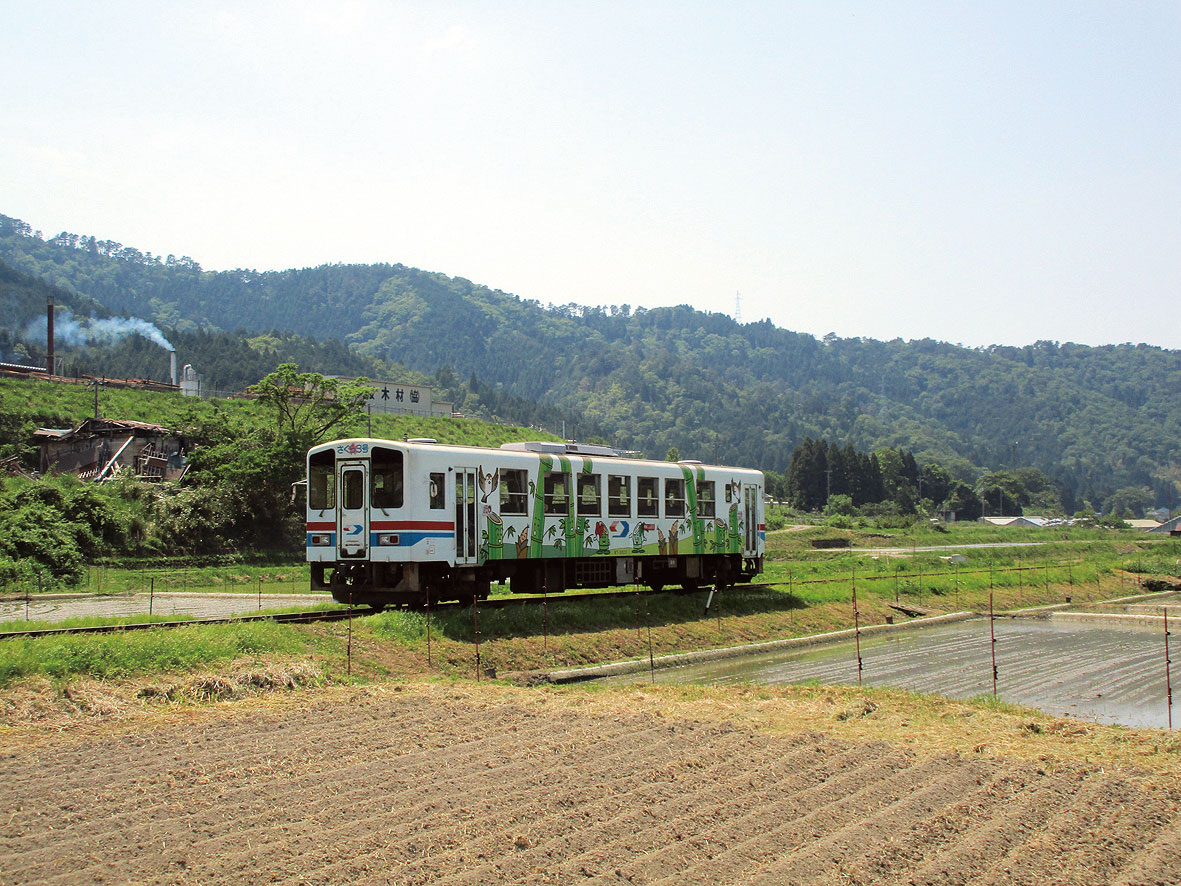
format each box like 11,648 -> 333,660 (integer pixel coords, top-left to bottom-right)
2,681 -> 1180,885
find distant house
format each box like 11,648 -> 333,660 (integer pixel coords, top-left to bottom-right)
1126,519 -> 1163,531
34,418 -> 189,482
1007,516 -> 1056,528
980,515 -> 1069,528
981,516 -> 1017,526
1148,516 -> 1181,535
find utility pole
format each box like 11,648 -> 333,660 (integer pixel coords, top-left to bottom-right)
92,378 -> 104,419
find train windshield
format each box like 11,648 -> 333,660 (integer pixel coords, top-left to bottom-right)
371,446 -> 404,509
309,449 -> 335,510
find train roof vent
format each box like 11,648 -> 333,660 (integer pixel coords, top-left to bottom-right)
565,442 -> 625,457
678,459 -> 704,465
500,441 -> 568,454
406,437 -> 438,444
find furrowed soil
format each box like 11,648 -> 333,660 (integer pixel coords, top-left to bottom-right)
3,680 -> 1181,885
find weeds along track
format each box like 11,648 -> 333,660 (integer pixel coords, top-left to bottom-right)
2,683 -> 1178,885
0,583 -> 773,640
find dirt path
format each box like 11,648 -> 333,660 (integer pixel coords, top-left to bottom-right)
1,682 -> 1178,885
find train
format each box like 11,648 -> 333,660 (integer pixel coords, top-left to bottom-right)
306,437 -> 764,609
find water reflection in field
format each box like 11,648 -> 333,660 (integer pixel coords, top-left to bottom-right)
632,618 -> 1174,729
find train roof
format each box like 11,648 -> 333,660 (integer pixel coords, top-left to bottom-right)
311,437 -> 762,476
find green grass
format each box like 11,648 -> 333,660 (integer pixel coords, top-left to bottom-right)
0,621 -> 322,686
0,601 -> 346,634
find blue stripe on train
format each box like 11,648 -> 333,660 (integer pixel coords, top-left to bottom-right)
370,531 -> 454,547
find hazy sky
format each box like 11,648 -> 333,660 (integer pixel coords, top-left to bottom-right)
3,2 -> 1179,348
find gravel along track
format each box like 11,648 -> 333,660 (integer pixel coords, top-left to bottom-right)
3,684 -> 1180,885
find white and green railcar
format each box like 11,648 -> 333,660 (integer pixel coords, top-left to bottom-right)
306,438 -> 764,608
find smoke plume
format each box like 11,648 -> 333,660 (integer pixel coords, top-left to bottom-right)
30,308 -> 175,352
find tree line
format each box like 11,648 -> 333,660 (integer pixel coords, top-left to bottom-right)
772,437 -> 1167,521
3,212 -> 1179,513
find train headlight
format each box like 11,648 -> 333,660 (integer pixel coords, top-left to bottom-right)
377,533 -> 401,546
309,533 -> 332,546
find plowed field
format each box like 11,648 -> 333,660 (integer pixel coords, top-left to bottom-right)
2,683 -> 1179,885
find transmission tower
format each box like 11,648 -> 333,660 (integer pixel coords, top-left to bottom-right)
735,291 -> 742,324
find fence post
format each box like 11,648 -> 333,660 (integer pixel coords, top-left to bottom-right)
990,589 -> 998,698
1165,607 -> 1173,731
425,586 -> 433,667
150,577 -> 154,615
258,575 -> 262,610
347,589 -> 353,679
646,595 -> 655,684
473,597 -> 482,682
853,566 -> 863,686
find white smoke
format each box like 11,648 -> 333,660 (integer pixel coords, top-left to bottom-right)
33,308 -> 175,352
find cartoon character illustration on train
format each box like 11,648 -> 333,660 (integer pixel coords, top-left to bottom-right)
306,438 -> 764,609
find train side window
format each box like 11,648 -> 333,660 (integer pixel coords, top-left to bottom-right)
665,478 -> 686,518
343,469 -> 365,510
370,446 -> 403,509
577,473 -> 601,516
544,470 -> 569,515
637,477 -> 658,517
696,480 -> 716,518
500,468 -> 528,515
429,472 -> 445,509
608,475 -> 631,517
309,450 -> 335,510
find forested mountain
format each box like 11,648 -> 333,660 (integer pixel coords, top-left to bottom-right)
2,212 -> 1179,511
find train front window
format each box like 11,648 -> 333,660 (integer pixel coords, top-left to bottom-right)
309,450 -> 335,510
371,446 -> 404,509
342,469 -> 365,510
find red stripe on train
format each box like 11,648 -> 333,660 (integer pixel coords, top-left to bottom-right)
371,520 -> 456,531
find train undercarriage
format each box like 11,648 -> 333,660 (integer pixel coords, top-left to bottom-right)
312,554 -> 764,610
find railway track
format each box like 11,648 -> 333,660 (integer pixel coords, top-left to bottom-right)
0,581 -> 771,641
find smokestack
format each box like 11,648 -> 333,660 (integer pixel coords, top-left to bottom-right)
170,351 -> 177,386
47,295 -> 55,375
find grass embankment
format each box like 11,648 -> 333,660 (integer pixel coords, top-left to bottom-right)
1,524 -> 1179,731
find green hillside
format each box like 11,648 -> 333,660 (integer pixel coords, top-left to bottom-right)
2,212 -> 1179,511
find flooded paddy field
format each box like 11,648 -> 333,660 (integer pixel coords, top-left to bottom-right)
631,613 -> 1177,729
0,591 -> 330,624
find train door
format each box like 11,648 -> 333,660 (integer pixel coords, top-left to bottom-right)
337,460 -> 369,558
454,467 -> 480,565
744,484 -> 758,555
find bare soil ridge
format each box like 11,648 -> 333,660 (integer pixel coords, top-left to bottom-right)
2,682 -> 1179,885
